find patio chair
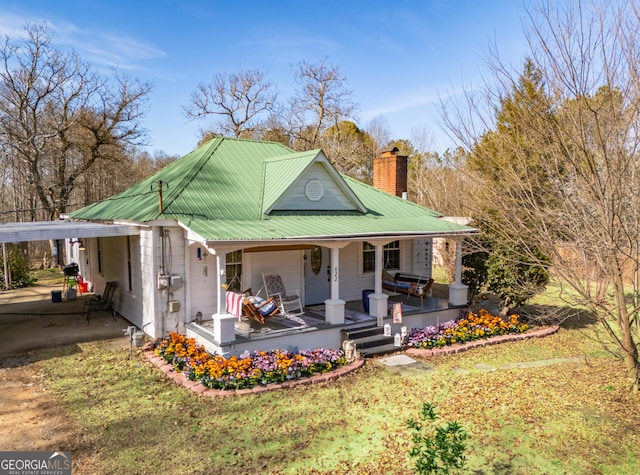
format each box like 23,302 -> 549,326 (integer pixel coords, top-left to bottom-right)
262,273 -> 304,317
84,281 -> 118,324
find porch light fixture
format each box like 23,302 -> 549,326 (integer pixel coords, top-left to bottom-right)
72,239 -> 86,251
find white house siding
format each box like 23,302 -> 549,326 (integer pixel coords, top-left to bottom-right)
76,235 -> 144,332
156,226 -> 187,337
337,242 -> 375,302
411,238 -> 433,279
186,243 -> 217,322
274,163 -> 358,211
117,235 -> 144,331
90,236 -> 124,311
137,228 -> 159,338
75,236 -> 136,326
134,225 -> 189,340
338,239 -> 433,302
244,249 -> 304,302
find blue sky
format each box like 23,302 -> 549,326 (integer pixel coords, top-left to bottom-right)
0,1 -> 529,157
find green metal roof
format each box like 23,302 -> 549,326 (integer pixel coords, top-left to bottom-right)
71,137 -> 293,222
71,136 -> 477,241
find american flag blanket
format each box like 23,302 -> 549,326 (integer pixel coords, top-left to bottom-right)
225,290 -> 244,321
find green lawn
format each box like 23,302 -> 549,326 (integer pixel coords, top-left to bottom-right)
24,317 -> 639,475
30,267 -> 65,285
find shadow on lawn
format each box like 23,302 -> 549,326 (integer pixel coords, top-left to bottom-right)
471,462 -> 514,475
516,303 -> 598,330
0,344 -> 83,369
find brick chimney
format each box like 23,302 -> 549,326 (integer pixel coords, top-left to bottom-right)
373,146 -> 408,197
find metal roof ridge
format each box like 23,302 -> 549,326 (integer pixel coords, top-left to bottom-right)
212,135 -> 296,152
158,138 -> 224,219
263,149 -> 320,163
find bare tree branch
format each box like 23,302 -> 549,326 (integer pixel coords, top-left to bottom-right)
445,0 -> 640,390
184,68 -> 277,138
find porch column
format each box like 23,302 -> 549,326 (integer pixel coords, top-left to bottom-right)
448,238 -> 468,306
324,247 -> 345,324
212,252 -> 235,343
369,244 -> 389,324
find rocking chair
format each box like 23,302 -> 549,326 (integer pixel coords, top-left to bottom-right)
262,273 -> 304,317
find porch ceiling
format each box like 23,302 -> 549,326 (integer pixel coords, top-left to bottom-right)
0,221 -> 139,243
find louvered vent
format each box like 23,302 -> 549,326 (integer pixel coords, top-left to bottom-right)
305,179 -> 324,201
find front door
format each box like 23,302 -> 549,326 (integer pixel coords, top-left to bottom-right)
304,246 -> 330,305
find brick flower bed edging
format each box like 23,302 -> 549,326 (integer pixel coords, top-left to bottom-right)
404,325 -> 560,358
141,345 -> 365,397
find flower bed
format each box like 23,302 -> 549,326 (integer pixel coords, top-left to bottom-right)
405,309 -> 529,349
154,332 -> 348,390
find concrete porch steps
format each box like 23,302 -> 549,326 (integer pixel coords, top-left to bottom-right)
341,325 -> 400,357
342,325 -> 385,340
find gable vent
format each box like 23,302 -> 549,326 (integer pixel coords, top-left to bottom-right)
305,179 -> 324,201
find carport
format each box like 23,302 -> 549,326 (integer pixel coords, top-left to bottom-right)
0,220 -> 139,356
0,220 -> 139,288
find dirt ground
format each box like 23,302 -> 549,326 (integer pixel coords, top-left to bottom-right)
0,354 -> 77,450
0,284 -> 131,470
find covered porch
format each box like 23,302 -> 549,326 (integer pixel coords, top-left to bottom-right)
186,284 -> 463,357
191,234 -> 470,354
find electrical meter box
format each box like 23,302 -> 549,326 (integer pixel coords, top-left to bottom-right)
157,274 -> 170,290
170,275 -> 183,291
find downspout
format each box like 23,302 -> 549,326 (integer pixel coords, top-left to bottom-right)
159,227 -> 166,337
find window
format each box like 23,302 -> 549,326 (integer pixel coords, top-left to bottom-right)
225,250 -> 242,291
97,238 -> 103,276
362,240 -> 400,273
310,246 -> 323,275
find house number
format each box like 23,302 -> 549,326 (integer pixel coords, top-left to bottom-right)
333,266 -> 339,282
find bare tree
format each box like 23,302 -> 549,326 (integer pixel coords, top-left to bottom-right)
0,24 -> 151,221
365,115 -> 391,150
184,68 -> 277,138
444,0 -> 640,390
289,59 -> 357,150
321,120 -> 376,180
408,147 -> 469,215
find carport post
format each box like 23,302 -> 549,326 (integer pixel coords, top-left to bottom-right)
2,242 -> 9,290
